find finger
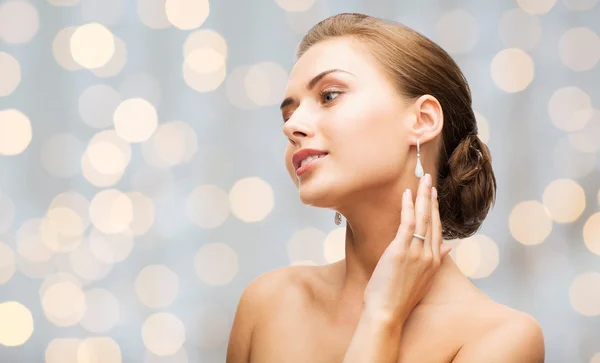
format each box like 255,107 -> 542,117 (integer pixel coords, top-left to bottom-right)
397,188 -> 415,250
441,243 -> 452,258
411,173 -> 432,251
431,186 -> 441,262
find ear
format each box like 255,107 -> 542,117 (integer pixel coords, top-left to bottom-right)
410,94 -> 444,144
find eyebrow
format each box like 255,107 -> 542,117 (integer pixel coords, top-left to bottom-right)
279,69 -> 354,110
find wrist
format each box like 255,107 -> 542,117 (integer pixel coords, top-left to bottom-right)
360,306 -> 406,338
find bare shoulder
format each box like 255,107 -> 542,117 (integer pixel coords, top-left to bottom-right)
245,264 -> 323,304
235,264 -> 325,323
453,301 -> 545,363
226,265 -> 320,363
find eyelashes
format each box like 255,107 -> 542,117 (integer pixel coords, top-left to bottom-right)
282,89 -> 343,123
319,89 -> 342,105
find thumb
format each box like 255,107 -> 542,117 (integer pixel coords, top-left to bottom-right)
440,243 -> 453,258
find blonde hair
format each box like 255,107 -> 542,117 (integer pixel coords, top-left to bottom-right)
298,13 -> 497,240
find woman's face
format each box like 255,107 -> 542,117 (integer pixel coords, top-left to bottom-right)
281,37 -> 415,209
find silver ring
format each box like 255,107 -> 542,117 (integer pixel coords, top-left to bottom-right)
412,233 -> 426,241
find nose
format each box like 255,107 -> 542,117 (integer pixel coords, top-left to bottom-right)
283,109 -> 315,145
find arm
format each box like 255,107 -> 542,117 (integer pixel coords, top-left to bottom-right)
342,309 -> 405,363
452,313 -> 545,363
226,282 -> 257,363
226,268 -> 291,363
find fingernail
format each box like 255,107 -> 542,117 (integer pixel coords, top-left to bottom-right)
432,186 -> 437,199
406,189 -> 412,199
424,173 -> 432,188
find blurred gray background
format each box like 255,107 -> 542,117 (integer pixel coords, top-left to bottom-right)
0,0 -> 599,362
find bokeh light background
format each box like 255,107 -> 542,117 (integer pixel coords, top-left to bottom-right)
0,0 -> 599,362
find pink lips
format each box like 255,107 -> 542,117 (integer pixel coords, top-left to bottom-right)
292,148 -> 328,177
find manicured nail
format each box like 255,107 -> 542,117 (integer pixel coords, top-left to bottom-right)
432,186 -> 437,199
406,188 -> 412,199
424,173 -> 432,188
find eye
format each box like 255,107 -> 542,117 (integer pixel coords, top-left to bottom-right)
320,89 -> 341,104
281,89 -> 342,123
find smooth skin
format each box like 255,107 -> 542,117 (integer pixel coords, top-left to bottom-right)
227,174 -> 544,363
226,37 -> 545,363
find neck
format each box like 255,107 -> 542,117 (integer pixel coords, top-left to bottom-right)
333,181 -> 476,307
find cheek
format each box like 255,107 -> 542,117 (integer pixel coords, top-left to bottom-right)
335,103 -> 399,152
332,105 -> 406,175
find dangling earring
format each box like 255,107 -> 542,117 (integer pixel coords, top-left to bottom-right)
334,212 -> 342,225
415,137 -> 424,178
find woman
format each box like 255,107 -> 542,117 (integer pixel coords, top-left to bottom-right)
227,13 -> 545,363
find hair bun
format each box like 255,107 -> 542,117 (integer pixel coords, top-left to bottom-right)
438,134 -> 497,240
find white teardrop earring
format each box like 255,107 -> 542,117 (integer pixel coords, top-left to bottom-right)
334,212 -> 342,225
415,137 -> 424,178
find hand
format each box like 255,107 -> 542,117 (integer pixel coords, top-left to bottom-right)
362,173 -> 452,324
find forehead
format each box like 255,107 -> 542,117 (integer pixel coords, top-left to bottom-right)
286,37 -> 382,90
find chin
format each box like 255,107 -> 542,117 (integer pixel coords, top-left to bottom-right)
297,174 -> 339,208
